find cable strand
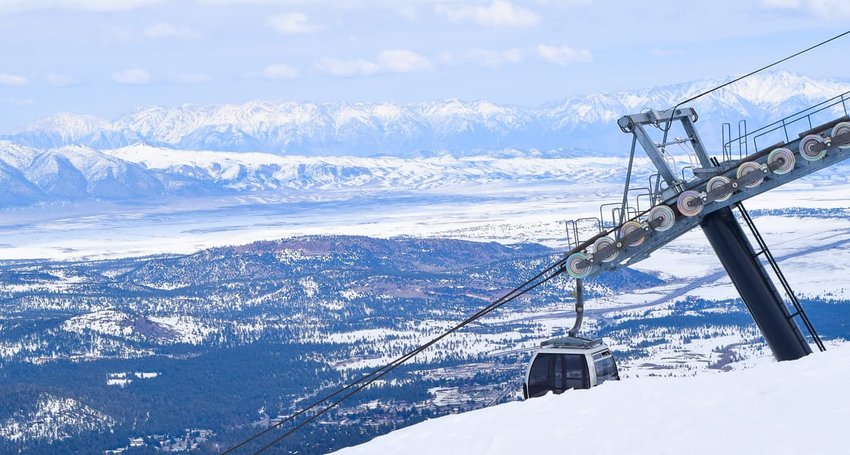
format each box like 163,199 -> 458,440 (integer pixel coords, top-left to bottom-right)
223,256 -> 567,454
253,264 -> 566,454
660,28 -> 850,140
226,28 -> 850,454
221,251 -> 562,454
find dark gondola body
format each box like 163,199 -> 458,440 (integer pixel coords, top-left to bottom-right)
523,336 -> 620,399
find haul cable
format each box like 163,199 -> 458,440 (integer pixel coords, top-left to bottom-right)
224,256 -> 568,454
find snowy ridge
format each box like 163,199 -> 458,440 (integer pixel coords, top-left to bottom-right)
1,70 -> 848,207
0,141 -> 163,205
2,139 -> 849,209
62,309 -> 213,345
107,144 -> 633,190
337,342 -> 850,455
0,140 -> 638,206
4,71 -> 848,154
0,394 -> 114,443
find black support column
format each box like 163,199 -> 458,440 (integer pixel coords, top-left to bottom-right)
700,207 -> 811,361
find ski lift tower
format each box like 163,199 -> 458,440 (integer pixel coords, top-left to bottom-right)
620,107 -> 810,360
563,95 -> 850,361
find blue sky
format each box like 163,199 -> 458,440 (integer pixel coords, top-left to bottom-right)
0,0 -> 849,131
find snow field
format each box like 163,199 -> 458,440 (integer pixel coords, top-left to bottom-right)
337,342 -> 850,455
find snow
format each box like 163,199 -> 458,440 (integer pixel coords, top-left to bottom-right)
148,315 -> 215,344
62,309 -> 214,345
103,144 -> 633,193
3,138 -> 850,264
629,207 -> 850,301
0,394 -> 114,442
62,309 -> 135,338
106,372 -> 159,386
337,342 -> 850,455
322,329 -> 411,344
0,150 -> 640,261
299,276 -> 319,298
5,71 -> 847,156
134,372 -> 158,379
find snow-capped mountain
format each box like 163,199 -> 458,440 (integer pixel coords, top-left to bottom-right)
5,71 -> 848,155
0,141 -> 165,205
0,71 -> 846,207
0,140 -> 639,206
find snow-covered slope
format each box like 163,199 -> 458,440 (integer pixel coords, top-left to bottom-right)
0,140 -> 639,206
5,71 -> 848,154
0,141 -> 164,204
62,309 -> 213,345
0,394 -> 114,443
107,144 -> 633,190
337,342 -> 850,455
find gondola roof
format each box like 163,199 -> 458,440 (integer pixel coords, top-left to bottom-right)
540,336 -> 605,349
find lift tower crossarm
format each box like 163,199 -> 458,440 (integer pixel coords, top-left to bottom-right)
617,107 -> 711,187
575,107 -> 850,281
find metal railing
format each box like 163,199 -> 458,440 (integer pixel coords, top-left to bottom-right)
564,217 -> 602,250
722,120 -> 749,161
563,187 -> 654,248
722,90 -> 850,160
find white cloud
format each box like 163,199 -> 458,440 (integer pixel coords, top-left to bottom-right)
436,0 -> 540,28
64,0 -> 163,10
111,68 -> 151,85
266,12 -> 322,34
441,48 -> 525,68
317,49 -> 432,77
762,0 -> 850,19
537,44 -> 592,66
194,0 -> 433,18
396,4 -> 418,19
378,49 -> 433,73
809,0 -> 850,17
169,72 -> 210,83
144,23 -> 200,39
0,72 -> 28,86
261,64 -> 299,79
196,0 -> 421,6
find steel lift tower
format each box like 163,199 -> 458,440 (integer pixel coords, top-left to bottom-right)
563,94 -> 850,361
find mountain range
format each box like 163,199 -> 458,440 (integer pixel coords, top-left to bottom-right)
0,141 -> 640,207
0,71 -> 848,208
4,71 -> 849,155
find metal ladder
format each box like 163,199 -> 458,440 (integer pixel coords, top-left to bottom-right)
735,203 -> 826,352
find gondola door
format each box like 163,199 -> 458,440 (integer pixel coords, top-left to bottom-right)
526,353 -> 590,398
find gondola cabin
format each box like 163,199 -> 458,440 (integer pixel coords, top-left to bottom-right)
523,336 -> 619,399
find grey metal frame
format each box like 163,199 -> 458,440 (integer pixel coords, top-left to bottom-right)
560,102 -> 850,360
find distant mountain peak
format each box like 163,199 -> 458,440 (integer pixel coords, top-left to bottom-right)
2,71 -> 848,156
